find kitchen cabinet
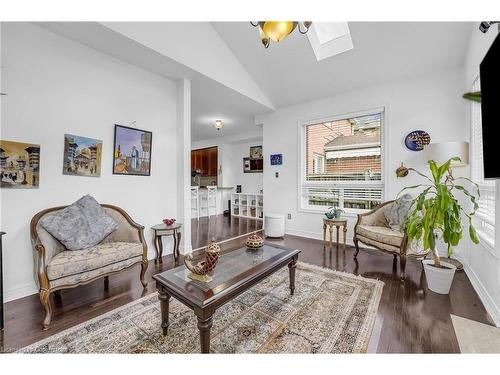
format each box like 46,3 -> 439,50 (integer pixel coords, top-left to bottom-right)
192,147 -> 218,177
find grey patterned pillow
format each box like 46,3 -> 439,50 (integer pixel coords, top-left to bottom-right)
384,194 -> 413,232
40,195 -> 118,250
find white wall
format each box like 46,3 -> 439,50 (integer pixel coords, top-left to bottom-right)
227,140 -> 264,194
460,24 -> 500,326
101,22 -> 274,110
258,67 -> 466,244
1,23 -> 178,301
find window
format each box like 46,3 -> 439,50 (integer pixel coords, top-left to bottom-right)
301,110 -> 384,212
471,78 -> 496,246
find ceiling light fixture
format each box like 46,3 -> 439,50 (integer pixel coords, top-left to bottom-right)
214,120 -> 224,131
250,21 -> 312,48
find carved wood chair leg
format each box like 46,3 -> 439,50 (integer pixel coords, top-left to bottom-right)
39,289 -> 53,330
104,276 -> 109,291
140,260 -> 148,288
353,238 -> 360,259
400,255 -> 407,281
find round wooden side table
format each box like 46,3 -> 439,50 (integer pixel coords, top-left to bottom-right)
323,218 -> 347,250
151,223 -> 182,264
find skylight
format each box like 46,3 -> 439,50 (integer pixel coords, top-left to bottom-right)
307,22 -> 354,61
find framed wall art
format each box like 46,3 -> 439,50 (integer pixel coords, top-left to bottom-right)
63,134 -> 102,177
113,124 -> 152,176
0,139 -> 40,188
270,153 -> 283,166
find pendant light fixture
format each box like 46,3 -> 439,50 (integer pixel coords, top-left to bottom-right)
250,21 -> 312,48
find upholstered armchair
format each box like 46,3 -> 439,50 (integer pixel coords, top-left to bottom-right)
353,201 -> 409,280
30,204 -> 148,329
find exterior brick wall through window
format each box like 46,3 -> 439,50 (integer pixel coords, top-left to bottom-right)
302,112 -> 383,211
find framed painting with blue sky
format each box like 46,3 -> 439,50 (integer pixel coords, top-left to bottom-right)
113,124 -> 152,176
63,134 -> 102,177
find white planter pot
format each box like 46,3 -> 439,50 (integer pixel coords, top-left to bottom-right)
422,259 -> 457,294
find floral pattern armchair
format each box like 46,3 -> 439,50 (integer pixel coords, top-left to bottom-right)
353,201 -> 409,280
30,204 -> 148,329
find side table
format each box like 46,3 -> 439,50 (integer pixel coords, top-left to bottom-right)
151,223 -> 182,265
1,231 -> 5,331
323,218 -> 347,250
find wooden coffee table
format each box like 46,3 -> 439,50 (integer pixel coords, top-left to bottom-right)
153,244 -> 300,353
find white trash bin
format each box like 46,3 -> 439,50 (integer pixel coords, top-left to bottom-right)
265,213 -> 285,238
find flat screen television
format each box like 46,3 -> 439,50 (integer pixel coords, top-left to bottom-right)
480,32 -> 500,179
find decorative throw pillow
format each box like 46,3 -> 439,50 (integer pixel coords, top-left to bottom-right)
40,195 -> 118,251
384,194 -> 413,232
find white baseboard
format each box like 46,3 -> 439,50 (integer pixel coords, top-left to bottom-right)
4,281 -> 38,302
285,228 -> 355,246
461,259 -> 500,327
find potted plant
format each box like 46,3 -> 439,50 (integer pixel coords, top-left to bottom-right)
400,157 -> 480,294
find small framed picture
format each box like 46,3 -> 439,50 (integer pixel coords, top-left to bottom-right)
249,145 -> 263,159
270,154 -> 283,166
113,124 -> 152,176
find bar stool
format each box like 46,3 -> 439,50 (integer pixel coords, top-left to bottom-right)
201,186 -> 217,218
191,186 -> 200,219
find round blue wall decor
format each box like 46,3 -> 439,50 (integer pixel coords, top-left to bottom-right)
404,130 -> 430,151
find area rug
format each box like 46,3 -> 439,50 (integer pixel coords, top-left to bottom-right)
20,262 -> 384,354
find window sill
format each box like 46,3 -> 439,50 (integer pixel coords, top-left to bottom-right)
298,207 -> 360,218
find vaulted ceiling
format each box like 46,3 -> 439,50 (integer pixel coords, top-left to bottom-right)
36,21 -> 473,142
212,22 -> 472,108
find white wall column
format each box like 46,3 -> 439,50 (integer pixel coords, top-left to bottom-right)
176,78 -> 192,253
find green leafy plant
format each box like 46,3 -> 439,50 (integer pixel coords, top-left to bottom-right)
399,157 -> 480,268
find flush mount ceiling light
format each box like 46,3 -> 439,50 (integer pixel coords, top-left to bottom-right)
250,21 -> 312,48
214,119 -> 224,131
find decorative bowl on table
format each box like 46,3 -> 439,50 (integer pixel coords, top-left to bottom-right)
246,234 -> 264,249
325,207 -> 343,220
184,240 -> 220,282
162,218 -> 176,226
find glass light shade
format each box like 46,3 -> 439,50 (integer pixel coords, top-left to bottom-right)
424,141 -> 469,167
262,21 -> 295,42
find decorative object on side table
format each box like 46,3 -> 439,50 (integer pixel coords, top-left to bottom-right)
246,234 -> 264,249
325,206 -> 343,219
395,162 -> 409,177
401,157 -> 480,294
151,222 -> 182,264
162,218 -> 176,226
184,240 -> 220,282
404,130 -> 430,151
0,140 -> 40,188
0,232 -> 5,331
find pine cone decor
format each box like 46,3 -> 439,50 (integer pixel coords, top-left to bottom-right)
246,234 -> 264,249
184,240 -> 220,282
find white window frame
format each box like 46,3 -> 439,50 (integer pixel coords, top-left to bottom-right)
470,76 -> 497,254
298,107 -> 388,216
312,153 -> 325,174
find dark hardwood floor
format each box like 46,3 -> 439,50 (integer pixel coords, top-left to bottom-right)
0,217 -> 493,353
191,214 -> 263,250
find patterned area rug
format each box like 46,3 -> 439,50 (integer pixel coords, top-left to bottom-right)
20,262 -> 383,353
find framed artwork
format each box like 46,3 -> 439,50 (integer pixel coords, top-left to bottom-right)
113,124 -> 152,176
0,139 -> 40,188
404,130 -> 430,151
63,134 -> 102,177
250,145 -> 263,159
270,153 -> 283,166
